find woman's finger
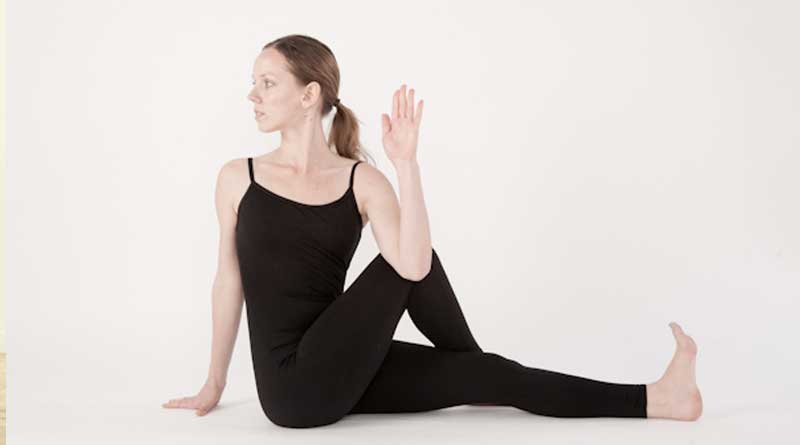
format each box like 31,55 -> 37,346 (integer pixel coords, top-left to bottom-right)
392,88 -> 399,120
400,84 -> 407,118
408,88 -> 415,121
168,396 -> 193,408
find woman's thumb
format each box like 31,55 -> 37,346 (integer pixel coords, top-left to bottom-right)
381,114 -> 391,135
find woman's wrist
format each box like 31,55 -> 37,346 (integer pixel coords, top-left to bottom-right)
206,375 -> 226,390
391,157 -> 419,171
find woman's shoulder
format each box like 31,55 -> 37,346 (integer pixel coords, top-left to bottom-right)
215,157 -> 253,209
350,160 -> 391,196
218,156 -> 250,181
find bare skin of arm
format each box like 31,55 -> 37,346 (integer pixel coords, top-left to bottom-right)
162,159 -> 246,416
356,159 -> 431,281
358,84 -> 431,280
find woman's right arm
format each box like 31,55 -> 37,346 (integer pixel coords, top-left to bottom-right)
206,159 -> 246,389
163,159 -> 245,416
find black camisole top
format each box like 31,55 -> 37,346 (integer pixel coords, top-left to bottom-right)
235,157 -> 364,375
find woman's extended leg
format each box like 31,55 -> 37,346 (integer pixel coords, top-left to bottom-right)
348,340 -> 647,418
274,247 -> 649,428
348,249 -> 647,418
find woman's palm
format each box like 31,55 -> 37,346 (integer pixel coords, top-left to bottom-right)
381,84 -> 424,163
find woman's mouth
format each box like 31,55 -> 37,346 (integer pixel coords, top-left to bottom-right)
255,111 -> 265,120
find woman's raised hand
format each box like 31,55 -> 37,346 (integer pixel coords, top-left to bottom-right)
162,379 -> 225,416
381,83 -> 424,164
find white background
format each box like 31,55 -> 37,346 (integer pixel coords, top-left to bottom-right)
7,0 -> 799,443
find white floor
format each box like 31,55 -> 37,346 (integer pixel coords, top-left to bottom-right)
10,394 -> 798,444
10,331 -> 800,444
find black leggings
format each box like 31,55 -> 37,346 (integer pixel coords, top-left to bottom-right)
263,248 -> 648,427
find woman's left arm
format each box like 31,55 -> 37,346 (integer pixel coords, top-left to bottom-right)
363,83 -> 430,280
392,158 -> 431,279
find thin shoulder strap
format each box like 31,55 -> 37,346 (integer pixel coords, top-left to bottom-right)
247,157 -> 255,183
349,161 -> 362,189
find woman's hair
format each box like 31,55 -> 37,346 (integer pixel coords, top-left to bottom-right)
263,34 -> 374,164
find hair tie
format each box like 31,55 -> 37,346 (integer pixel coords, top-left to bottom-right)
333,97 -> 341,107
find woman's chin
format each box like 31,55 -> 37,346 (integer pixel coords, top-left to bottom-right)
257,125 -> 278,133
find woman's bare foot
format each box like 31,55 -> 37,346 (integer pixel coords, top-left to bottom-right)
646,322 -> 703,420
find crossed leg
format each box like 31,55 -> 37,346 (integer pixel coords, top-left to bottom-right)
278,247 -> 646,428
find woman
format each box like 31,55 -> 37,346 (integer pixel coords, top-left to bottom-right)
163,34 -> 702,428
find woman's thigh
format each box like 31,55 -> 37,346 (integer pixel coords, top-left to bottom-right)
287,252 -> 418,419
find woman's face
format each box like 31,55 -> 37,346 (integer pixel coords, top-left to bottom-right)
247,48 -> 311,132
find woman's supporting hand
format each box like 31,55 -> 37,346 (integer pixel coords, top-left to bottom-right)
381,83 -> 424,164
162,378 -> 225,416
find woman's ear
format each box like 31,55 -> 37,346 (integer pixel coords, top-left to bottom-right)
302,81 -> 322,107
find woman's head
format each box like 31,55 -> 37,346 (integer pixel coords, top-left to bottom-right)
248,34 -> 371,162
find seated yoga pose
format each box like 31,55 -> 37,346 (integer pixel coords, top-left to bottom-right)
162,34 -> 703,428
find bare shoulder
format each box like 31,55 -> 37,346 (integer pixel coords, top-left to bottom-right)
353,161 -> 393,196
216,157 -> 251,217
352,162 -> 397,220
216,157 -> 249,191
